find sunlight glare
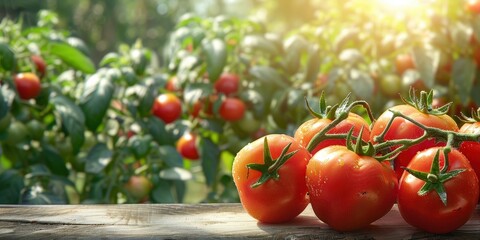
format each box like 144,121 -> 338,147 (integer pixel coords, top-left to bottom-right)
377,0 -> 419,9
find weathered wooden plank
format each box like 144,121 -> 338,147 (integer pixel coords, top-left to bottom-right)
0,204 -> 478,239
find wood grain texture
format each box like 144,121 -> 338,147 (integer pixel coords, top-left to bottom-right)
0,204 -> 478,239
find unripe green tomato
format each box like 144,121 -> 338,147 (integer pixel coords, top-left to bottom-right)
26,119 -> 45,141
4,121 -> 29,146
0,113 -> 12,133
233,111 -> 261,135
379,74 -> 402,98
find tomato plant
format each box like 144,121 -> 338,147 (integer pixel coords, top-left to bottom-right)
398,147 -> 479,234
176,132 -> 200,160
306,139 -> 398,232
152,93 -> 182,124
13,72 -> 41,100
232,134 -> 311,223
370,90 -> 459,179
219,97 -> 245,121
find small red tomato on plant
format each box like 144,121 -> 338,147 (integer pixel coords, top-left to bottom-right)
467,0 -> 480,14
165,76 -> 181,92
30,55 -> 46,78
395,54 -> 415,75
232,134 -> 311,223
152,93 -> 182,124
398,147 -> 479,234
176,132 -> 200,160
219,97 -> 245,121
215,73 -> 240,96
124,175 -> 153,203
306,143 -> 398,232
370,89 -> 459,180
14,72 -> 41,100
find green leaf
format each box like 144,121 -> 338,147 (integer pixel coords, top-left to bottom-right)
202,38 -> 227,82
347,69 -> 374,100
51,95 -> 85,154
0,169 -> 24,204
147,117 -> 174,145
137,84 -> 156,118
85,143 -> 112,174
249,66 -> 289,89
304,45 -> 321,83
159,167 -> 192,181
151,180 -> 176,203
0,42 -> 16,71
0,87 -> 8,119
411,46 -> 439,89
128,135 -> 152,159
49,42 -> 95,74
241,35 -> 279,55
41,144 -> 69,177
80,70 -> 115,132
99,52 -> 120,67
452,58 -> 476,105
155,145 -> 183,168
200,137 -> 221,187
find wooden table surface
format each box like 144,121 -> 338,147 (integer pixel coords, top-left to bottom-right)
0,203 -> 478,239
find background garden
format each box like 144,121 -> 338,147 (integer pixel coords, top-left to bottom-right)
0,0 -> 479,204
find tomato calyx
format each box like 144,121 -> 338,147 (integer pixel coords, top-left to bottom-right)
403,147 -> 466,206
458,107 -> 480,123
305,91 -> 336,120
246,137 -> 299,188
400,88 -> 451,116
346,127 -> 375,156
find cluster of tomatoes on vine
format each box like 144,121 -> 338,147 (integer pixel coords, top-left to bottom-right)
233,88 -> 480,234
152,72 -> 253,161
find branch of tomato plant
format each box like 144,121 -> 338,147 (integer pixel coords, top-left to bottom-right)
306,93 -> 375,152
377,109 -> 480,148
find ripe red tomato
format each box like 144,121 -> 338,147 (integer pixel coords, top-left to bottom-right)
219,97 -> 245,121
31,55 -> 46,78
458,121 -> 480,199
176,132 -> 200,160
306,145 -> 398,231
398,147 -> 479,234
294,113 -> 371,155
215,73 -> 240,96
370,104 -> 459,180
232,134 -> 311,223
124,175 -> 153,203
467,0 -> 480,13
14,72 -> 41,100
152,93 -> 182,124
395,54 -> 415,75
165,76 -> 181,92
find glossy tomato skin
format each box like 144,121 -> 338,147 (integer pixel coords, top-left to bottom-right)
219,97 -> 245,121
458,122 -> 480,199
306,145 -> 398,232
232,134 -> 311,223
14,72 -> 41,100
398,147 -> 479,234
294,113 -> 370,155
370,104 -> 459,180
152,93 -> 182,124
176,132 -> 199,160
215,73 -> 240,96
